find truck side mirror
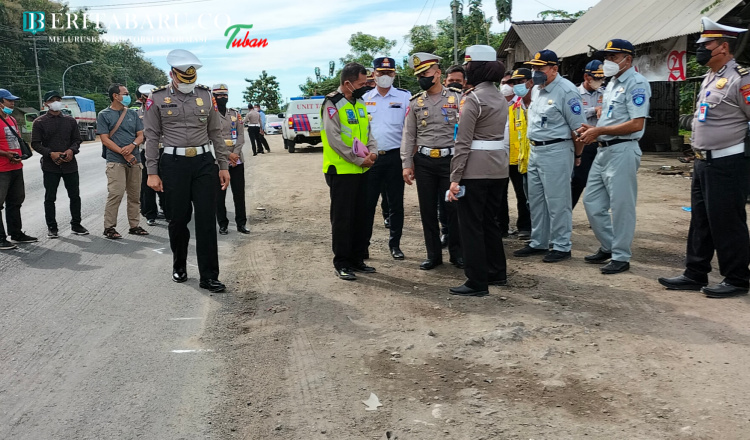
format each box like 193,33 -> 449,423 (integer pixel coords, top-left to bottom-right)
277,113 -> 284,118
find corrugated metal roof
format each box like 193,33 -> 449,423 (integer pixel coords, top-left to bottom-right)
547,0 -> 745,58
497,20 -> 574,56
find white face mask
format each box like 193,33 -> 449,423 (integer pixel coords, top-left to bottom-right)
176,82 -> 196,94
500,84 -> 514,97
589,79 -> 604,89
602,59 -> 624,77
375,75 -> 394,88
48,101 -> 63,112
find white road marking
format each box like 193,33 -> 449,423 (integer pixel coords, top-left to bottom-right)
168,317 -> 203,321
170,349 -> 214,353
153,248 -> 166,254
187,263 -> 198,268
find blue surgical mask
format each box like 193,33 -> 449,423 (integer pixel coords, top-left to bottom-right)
121,95 -> 131,107
2,107 -> 12,115
532,71 -> 547,86
513,84 -> 529,97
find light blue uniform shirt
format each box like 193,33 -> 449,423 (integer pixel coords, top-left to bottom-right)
363,86 -> 411,151
259,110 -> 266,128
527,74 -> 586,142
596,67 -> 651,141
578,83 -> 604,127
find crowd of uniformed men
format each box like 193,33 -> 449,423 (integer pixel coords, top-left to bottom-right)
0,16 -> 749,299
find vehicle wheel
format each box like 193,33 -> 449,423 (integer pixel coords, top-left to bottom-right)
288,143 -> 296,153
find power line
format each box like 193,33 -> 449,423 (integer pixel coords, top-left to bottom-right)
425,0 -> 438,25
397,0 -> 432,55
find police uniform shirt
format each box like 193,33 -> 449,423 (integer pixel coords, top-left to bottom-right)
692,59 -> 750,150
578,83 -> 604,127
245,109 -> 261,126
322,88 -> 378,167
217,108 -> 246,163
363,86 -> 411,151
142,84 -> 228,174
596,67 -> 651,141
527,74 -> 586,141
400,86 -> 462,169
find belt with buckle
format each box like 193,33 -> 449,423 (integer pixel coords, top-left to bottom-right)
598,139 -> 632,148
163,145 -> 208,157
470,140 -> 503,151
693,143 -> 744,160
378,148 -> 399,155
418,146 -> 454,158
529,138 -> 568,146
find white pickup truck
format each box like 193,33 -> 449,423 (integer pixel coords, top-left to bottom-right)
279,96 -> 324,153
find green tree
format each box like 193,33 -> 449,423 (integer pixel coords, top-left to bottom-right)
536,9 -> 588,20
243,70 -> 283,113
299,74 -> 340,97
340,32 -> 397,66
495,0 -> 512,23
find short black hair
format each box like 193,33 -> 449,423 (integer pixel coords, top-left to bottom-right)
503,71 -> 513,78
716,37 -> 739,54
466,60 -> 506,85
446,65 -> 466,79
340,62 -> 367,86
108,83 -> 124,102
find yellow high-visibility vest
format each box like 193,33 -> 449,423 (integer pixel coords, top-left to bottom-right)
509,98 -> 530,173
321,93 -> 370,175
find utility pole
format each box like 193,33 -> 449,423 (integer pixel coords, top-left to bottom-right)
32,37 -> 42,110
452,0 -> 459,65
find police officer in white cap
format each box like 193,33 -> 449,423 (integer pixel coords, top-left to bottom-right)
658,18 -> 750,297
143,49 -> 230,293
136,83 -> 165,226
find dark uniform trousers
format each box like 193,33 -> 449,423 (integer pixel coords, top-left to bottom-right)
160,152 -> 220,280
571,143 -> 598,208
0,169 -> 25,239
364,149 -> 404,249
684,155 -> 750,287
140,149 -> 165,220
216,163 -> 247,229
247,126 -> 262,155
325,169 -> 369,269
43,171 -> 82,228
457,178 -> 508,291
500,164 -> 531,233
414,153 -> 460,260
258,132 -> 270,152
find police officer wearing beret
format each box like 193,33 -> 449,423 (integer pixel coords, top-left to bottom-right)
143,49 -> 230,293
513,50 -> 586,263
578,39 -> 651,275
571,60 -> 605,209
401,52 -> 463,270
659,18 -> 750,297
212,84 -> 249,236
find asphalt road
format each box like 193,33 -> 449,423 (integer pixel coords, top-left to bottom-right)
0,137 -> 251,439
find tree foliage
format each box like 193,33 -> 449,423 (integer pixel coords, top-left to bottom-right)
340,32 -> 397,66
537,9 -> 588,20
243,70 -> 283,113
495,0 -> 512,23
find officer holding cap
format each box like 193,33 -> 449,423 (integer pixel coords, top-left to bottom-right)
212,83 -> 249,236
362,57 -> 411,261
658,18 -> 750,297
571,60 -> 605,209
578,39 -> 650,275
401,52 -> 463,270
143,49 -> 230,293
136,83 -> 165,226
513,49 -> 585,263
446,45 -> 508,297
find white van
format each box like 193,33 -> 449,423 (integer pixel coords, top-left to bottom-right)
279,96 -> 324,153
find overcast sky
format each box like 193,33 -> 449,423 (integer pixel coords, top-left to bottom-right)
62,0 -> 600,107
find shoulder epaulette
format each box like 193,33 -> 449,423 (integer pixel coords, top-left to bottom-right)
410,91 -> 426,101
325,91 -> 344,105
151,85 -> 168,93
196,84 -> 211,90
462,87 -> 475,96
396,87 -> 409,93
736,65 -> 749,76
447,86 -> 463,93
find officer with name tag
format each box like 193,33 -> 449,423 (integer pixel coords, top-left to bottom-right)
578,39 -> 650,275
513,49 -> 586,263
362,57 -> 411,260
572,60 -> 606,209
401,52 -> 463,270
212,83 -> 250,236
143,49 -> 230,293
658,18 -> 750,297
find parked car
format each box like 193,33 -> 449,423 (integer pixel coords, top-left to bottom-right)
280,96 -> 324,153
265,115 -> 283,134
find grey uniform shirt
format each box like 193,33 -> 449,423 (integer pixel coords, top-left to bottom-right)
596,67 -> 651,141
451,82 -> 509,182
321,89 -> 378,168
578,83 -> 604,127
692,59 -> 750,150
400,86 -> 462,169
97,107 -> 143,164
245,109 -> 260,126
217,108 -> 245,164
527,74 -> 586,141
142,84 -> 228,174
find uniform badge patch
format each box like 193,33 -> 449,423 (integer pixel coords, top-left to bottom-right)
327,107 -> 338,119
358,108 -> 366,118
741,84 -> 750,91
631,88 -> 646,106
716,78 -> 728,89
448,96 -> 455,104
568,98 -> 581,115
366,101 -> 376,106
742,89 -> 750,104
163,97 -> 172,104
145,98 -> 154,110
196,97 -> 204,106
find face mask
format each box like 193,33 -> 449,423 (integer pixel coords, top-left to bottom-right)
589,79 -> 604,89
48,101 -> 63,112
602,59 -> 625,77
375,75 -> 394,88
215,97 -> 228,108
446,82 -> 463,90
696,45 -> 719,66
512,83 -> 529,97
120,95 -> 131,107
500,84 -> 514,97
2,107 -> 12,115
254,107 -> 260,112
347,82 -> 368,100
418,75 -> 436,91
176,82 -> 196,94
532,71 -> 547,86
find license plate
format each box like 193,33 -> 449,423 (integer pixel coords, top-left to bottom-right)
309,131 -> 320,136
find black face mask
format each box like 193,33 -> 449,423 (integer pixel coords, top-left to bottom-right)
696,45 -> 718,66
214,97 -> 228,111
347,82 -> 369,100
446,82 -> 463,90
532,71 -> 547,86
418,75 -> 436,91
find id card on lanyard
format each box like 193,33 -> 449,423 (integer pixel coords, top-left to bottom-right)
698,103 -> 709,122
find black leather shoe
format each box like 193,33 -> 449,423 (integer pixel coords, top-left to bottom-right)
449,256 -> 464,269
390,247 -> 405,260
585,248 -> 612,264
543,250 -> 571,263
600,260 -> 629,274
488,277 -> 507,286
702,282 -> 749,298
200,279 -> 226,292
449,284 -> 489,297
172,268 -> 187,283
237,225 -> 250,234
351,261 -> 376,273
513,245 -> 547,257
440,234 -> 448,248
219,227 -> 229,235
335,267 -> 357,280
420,259 -> 443,270
658,275 -> 707,291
